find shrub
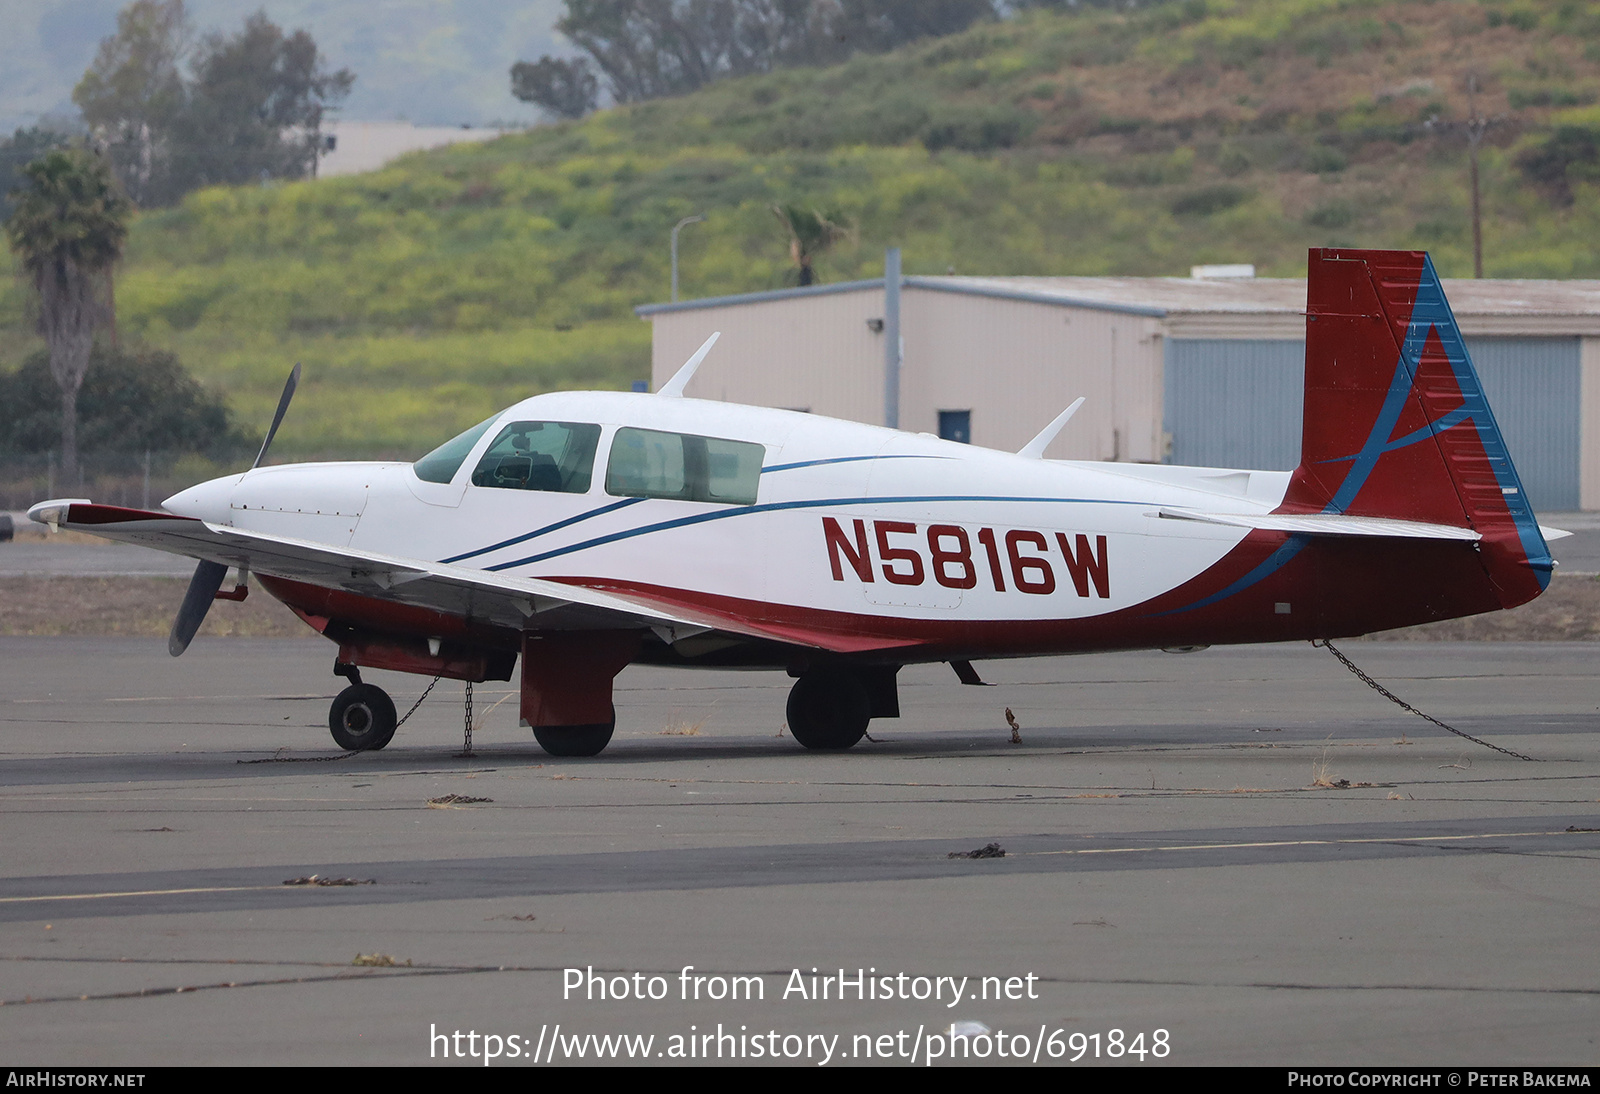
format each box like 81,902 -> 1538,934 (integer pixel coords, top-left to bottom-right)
1170,183 -> 1250,216
1305,145 -> 1349,174
922,104 -> 1033,152
1516,122 -> 1600,205
1508,87 -> 1594,110
1305,201 -> 1357,229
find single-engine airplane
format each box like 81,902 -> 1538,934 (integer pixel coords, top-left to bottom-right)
28,249 -> 1562,757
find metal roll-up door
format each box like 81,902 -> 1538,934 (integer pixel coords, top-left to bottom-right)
1163,339 -> 1305,471
1463,337 -> 1580,512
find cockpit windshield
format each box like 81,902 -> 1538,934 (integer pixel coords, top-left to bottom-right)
413,416 -> 498,484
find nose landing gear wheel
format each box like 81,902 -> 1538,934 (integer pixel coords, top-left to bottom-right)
532,705 -> 616,757
329,684 -> 398,751
786,671 -> 870,750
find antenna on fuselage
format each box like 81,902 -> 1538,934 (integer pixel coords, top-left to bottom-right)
657,332 -> 720,397
1017,397 -> 1085,459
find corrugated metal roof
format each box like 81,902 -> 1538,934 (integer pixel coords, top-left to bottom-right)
927,275 -> 1600,317
638,274 -> 1600,319
635,279 -> 884,316
903,276 -> 1165,317
636,276 -> 1166,318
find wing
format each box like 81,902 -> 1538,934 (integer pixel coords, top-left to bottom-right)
27,501 -> 911,654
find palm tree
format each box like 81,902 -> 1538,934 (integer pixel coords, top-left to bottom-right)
5,148 -> 131,481
771,204 -> 853,286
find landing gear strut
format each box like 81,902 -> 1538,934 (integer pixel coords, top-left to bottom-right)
329,662 -> 397,751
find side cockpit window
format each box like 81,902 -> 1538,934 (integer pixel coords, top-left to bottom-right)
605,427 -> 763,505
413,416 -> 498,484
470,421 -> 601,494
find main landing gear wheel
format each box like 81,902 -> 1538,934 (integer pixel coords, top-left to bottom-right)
329,684 -> 398,751
786,671 -> 870,751
532,705 -> 616,758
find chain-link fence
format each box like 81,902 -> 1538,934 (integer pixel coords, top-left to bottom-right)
0,452 -> 246,513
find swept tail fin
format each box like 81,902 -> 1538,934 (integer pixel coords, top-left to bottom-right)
1279,248 -> 1551,607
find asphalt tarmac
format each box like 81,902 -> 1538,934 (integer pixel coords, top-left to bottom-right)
0,637 -> 1596,1067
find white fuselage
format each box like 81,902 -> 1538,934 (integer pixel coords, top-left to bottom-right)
165,392 -> 1290,635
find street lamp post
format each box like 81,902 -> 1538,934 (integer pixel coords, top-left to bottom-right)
671,214 -> 705,302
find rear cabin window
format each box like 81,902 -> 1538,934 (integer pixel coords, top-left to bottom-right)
470,421 -> 601,494
413,416 -> 497,484
605,427 -> 764,505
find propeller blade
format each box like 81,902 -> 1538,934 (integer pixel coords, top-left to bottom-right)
253,363 -> 302,470
168,560 -> 229,657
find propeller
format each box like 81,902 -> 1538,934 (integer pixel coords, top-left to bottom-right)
254,362 -> 300,470
168,560 -> 229,656
168,364 -> 300,657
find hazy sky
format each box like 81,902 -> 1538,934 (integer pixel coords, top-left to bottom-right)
2,0 -> 572,132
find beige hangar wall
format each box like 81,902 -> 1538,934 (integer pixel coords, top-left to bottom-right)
648,287 -> 886,424
899,287 -> 1164,462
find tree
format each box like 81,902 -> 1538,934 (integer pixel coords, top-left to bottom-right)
770,203 -> 852,285
0,128 -> 73,223
554,0 -> 770,104
72,3 -> 351,205
4,149 -> 132,481
511,56 -> 600,119
0,344 -> 245,457
72,0 -> 190,207
510,1 -> 996,114
832,0 -> 997,53
170,13 -> 352,192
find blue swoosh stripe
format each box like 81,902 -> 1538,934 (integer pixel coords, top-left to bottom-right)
484,494 -> 1151,572
763,454 -> 951,473
1323,348 -> 1419,516
1151,536 -> 1309,616
439,497 -> 646,564
1360,405 -> 1474,457
441,455 -> 951,564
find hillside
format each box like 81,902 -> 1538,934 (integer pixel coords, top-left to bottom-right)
6,0 -> 1600,459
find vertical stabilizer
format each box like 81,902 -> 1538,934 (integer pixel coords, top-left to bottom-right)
1280,248 -> 1551,607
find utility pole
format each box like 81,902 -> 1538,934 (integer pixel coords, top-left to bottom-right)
1424,73 -> 1498,278
671,215 -> 704,302
1466,74 -> 1487,279
883,247 -> 901,430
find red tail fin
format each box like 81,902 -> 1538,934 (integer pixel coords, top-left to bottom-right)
1280,248 -> 1551,607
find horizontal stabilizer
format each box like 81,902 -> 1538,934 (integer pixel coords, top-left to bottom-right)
1155,507 -> 1481,541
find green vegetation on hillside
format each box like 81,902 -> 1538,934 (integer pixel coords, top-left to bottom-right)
7,0 -> 1600,459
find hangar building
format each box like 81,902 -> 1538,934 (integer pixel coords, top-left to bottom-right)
637,267 -> 1600,512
